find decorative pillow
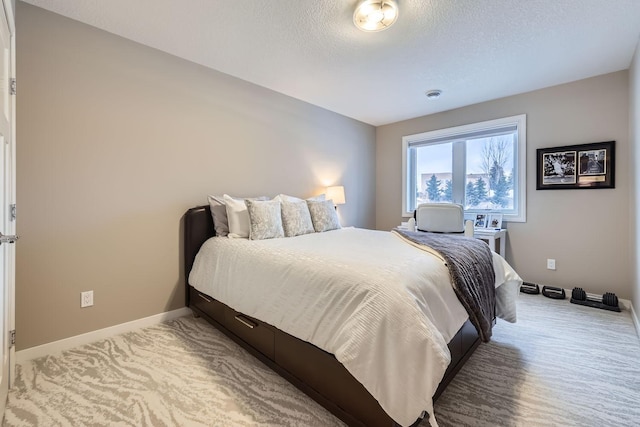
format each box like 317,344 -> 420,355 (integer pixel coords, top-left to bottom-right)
310,193 -> 326,202
207,195 -> 231,236
276,193 -> 326,203
223,194 -> 268,238
307,200 -> 341,232
245,199 -> 284,240
281,200 -> 314,237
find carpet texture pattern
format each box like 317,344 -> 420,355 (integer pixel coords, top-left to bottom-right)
433,296 -> 640,426
4,296 -> 640,426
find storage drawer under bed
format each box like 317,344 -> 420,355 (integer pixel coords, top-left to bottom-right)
190,287 -> 275,361
225,309 -> 275,360
190,288 -> 225,323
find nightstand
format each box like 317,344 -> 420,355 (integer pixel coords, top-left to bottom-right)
473,228 -> 507,257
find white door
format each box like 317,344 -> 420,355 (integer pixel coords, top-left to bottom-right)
0,0 -> 16,417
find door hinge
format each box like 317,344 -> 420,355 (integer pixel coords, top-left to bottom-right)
9,204 -> 15,221
9,78 -> 15,96
9,330 -> 15,348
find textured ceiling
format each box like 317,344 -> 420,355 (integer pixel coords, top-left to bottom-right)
21,0 -> 640,126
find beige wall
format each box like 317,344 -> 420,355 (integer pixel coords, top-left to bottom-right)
377,72 -> 631,298
16,3 -> 375,350
631,39 -> 640,315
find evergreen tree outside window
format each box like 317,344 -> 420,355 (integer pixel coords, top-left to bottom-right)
492,174 -> 511,207
474,177 -> 488,202
426,174 -> 442,202
466,181 -> 478,206
442,180 -> 453,202
402,115 -> 526,222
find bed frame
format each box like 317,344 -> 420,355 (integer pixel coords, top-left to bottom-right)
184,205 -> 481,427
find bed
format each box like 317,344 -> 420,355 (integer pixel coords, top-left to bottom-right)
184,204 -> 521,427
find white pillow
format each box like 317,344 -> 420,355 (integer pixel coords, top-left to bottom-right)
281,200 -> 314,237
223,194 -> 269,238
245,199 -> 284,240
211,195 -> 268,237
307,200 -> 341,232
224,195 -> 249,238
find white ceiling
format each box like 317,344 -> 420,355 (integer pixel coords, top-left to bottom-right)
21,0 -> 640,126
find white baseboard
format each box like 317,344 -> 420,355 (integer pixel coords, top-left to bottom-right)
555,290 -> 639,340
16,307 -> 192,363
601,297 -> 639,341
618,297 -> 631,311
15,298 -> 640,361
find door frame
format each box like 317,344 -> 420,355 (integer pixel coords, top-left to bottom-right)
2,0 -> 16,402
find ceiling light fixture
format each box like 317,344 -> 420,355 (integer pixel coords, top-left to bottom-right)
425,89 -> 442,99
353,0 -> 399,32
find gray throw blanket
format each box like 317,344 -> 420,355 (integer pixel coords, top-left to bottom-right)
394,229 -> 496,342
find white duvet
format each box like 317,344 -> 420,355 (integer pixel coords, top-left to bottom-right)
188,227 -> 521,427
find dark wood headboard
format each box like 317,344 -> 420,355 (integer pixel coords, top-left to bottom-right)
184,205 -> 215,306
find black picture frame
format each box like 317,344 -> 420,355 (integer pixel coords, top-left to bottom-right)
536,141 -> 615,190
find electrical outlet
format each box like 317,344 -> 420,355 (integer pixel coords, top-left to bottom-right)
81,290 -> 94,308
546,259 -> 556,270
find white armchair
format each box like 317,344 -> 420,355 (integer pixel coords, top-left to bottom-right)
414,203 -> 474,237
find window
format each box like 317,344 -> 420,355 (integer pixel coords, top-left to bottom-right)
402,114 -> 526,222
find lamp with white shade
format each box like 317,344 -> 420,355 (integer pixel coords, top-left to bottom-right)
326,186 -> 346,207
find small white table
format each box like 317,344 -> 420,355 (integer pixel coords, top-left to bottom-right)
398,223 -> 508,257
473,228 -> 507,257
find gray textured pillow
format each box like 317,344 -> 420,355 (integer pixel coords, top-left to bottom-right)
277,193 -> 326,203
281,200 -> 314,237
307,200 -> 341,232
245,199 -> 284,240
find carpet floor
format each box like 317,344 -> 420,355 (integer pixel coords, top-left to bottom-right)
4,295 -> 640,426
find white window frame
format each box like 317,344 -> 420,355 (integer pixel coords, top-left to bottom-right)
402,114 -> 527,222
